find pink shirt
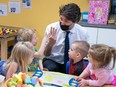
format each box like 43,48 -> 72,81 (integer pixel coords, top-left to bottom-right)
84,63 -> 115,86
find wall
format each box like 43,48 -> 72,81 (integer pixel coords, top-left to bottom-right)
0,0 -> 89,48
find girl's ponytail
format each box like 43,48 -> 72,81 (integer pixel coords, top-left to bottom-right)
110,47 -> 116,69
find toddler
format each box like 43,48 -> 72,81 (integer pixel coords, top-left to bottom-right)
17,28 -> 44,71
0,41 -> 34,80
68,41 -> 90,76
76,44 -> 116,87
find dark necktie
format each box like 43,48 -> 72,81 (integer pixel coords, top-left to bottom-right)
64,31 -> 70,65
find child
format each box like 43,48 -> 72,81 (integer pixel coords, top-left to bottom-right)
76,44 -> 116,87
68,41 -> 90,76
0,41 -> 34,80
17,28 -> 44,71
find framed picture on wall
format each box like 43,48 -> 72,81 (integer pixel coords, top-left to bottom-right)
88,0 -> 110,25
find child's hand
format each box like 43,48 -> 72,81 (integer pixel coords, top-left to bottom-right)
34,52 -> 39,57
78,78 -> 88,87
39,79 -> 43,87
74,76 -> 81,81
34,52 -> 38,57
34,52 -> 43,58
43,68 -> 48,71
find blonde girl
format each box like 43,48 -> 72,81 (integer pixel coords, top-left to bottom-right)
0,41 -> 34,80
76,44 -> 116,87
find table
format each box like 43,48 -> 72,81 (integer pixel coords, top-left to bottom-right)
0,34 -> 17,60
1,72 -> 116,87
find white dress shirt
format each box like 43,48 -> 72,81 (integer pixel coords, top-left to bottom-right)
45,21 -> 89,64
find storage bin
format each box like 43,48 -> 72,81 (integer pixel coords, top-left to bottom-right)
81,12 -> 88,22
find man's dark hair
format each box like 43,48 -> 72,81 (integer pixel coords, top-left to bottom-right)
59,3 -> 81,23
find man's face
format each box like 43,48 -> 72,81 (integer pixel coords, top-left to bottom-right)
60,15 -> 73,25
60,15 -> 74,30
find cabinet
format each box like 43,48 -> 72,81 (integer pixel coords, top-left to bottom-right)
84,27 -> 98,45
84,27 -> 116,48
0,25 -> 19,60
97,28 -> 116,48
83,27 -> 116,73
0,36 -> 16,60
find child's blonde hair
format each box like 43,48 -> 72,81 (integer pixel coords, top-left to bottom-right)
72,41 -> 90,58
17,28 -> 36,41
6,41 -> 34,72
89,44 -> 116,69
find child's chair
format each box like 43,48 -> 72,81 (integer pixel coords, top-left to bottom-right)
84,60 -> 89,66
66,60 -> 89,74
66,61 -> 70,74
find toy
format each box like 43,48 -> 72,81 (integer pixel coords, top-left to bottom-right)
31,77 -> 36,85
0,27 -> 17,36
7,72 -> 42,87
25,77 -> 31,84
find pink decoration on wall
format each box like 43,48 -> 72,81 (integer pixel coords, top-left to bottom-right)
88,0 -> 110,25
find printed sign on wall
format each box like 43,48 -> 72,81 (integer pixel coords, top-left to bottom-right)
8,2 -> 20,14
0,4 -> 7,16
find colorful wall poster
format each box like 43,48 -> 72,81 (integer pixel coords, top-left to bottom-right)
88,0 -> 110,24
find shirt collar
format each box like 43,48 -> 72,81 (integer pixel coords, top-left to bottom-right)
69,24 -> 76,34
